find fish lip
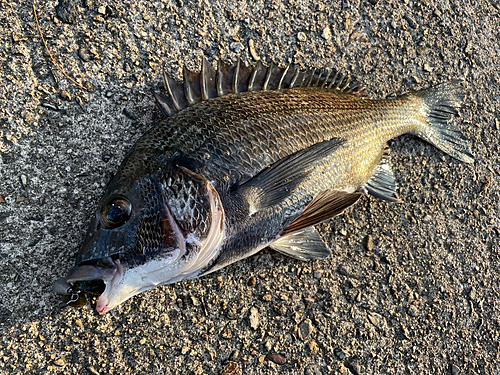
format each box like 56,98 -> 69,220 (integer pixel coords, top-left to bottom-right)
65,256 -> 118,284
96,259 -> 126,314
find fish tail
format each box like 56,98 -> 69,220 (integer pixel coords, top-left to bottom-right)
413,80 -> 473,163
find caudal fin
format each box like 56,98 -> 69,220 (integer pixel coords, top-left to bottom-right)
414,80 -> 473,163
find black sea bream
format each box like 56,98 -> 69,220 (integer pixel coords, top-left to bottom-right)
54,58 -> 472,313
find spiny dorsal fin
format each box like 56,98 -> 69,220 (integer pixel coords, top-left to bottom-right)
154,57 -> 368,115
270,226 -> 330,260
361,148 -> 401,203
282,190 -> 362,236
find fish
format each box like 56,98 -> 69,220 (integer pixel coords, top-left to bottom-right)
54,57 -> 473,313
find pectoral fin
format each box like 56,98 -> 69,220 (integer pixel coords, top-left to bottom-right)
282,190 -> 361,236
235,138 -> 345,213
270,227 -> 330,260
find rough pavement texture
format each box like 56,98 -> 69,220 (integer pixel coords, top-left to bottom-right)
1,0 -> 499,374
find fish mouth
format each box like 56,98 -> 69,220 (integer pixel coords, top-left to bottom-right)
55,256 -> 120,310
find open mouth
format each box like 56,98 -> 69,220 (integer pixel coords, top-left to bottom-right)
55,256 -> 120,309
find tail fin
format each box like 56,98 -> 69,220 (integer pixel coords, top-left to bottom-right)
414,80 -> 473,163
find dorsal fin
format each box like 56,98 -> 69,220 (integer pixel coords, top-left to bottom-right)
154,57 -> 368,115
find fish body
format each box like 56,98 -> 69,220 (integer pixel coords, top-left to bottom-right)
56,58 -> 472,313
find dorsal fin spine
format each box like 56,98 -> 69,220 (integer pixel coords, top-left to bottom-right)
216,60 -> 224,96
277,64 -> 290,90
289,66 -> 301,88
163,69 -> 181,111
263,62 -> 274,90
183,66 -> 195,106
233,57 -> 241,93
201,57 -> 209,100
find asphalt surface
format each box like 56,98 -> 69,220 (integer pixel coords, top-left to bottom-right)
0,0 -> 499,374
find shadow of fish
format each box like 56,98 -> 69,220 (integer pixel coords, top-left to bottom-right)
54,57 -> 472,313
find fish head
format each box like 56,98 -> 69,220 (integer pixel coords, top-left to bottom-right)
59,166 -> 224,313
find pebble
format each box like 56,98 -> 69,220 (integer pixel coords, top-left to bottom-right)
298,319 -> 314,340
55,0 -> 78,24
247,276 -> 256,286
365,234 -> 374,251
20,174 -> 27,187
220,361 -> 238,374
308,341 -> 319,356
248,40 -> 260,61
322,26 -> 332,40
297,32 -> 307,42
408,305 -> 419,317
54,357 -> 65,367
335,349 -> 348,360
249,307 -> 259,329
230,42 -> 244,53
367,311 -> 384,328
267,353 -> 286,365
313,270 -> 323,279
451,364 -> 460,375
79,47 -> 92,62
304,363 -> 322,375
262,294 -> 272,301
87,366 -> 100,375
423,214 -> 432,223
60,91 -> 71,101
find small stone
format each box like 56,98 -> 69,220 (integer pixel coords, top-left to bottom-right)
367,311 -> 384,327
249,307 -> 259,329
335,349 -> 348,360
365,234 -> 374,251
304,363 -> 322,375
16,194 -> 26,202
247,276 -> 256,286
313,270 -> 324,279
249,39 -> 260,61
469,287 -> 476,300
60,91 -> 71,101
297,32 -> 307,42
423,63 -> 433,72
230,42 -> 244,53
220,361 -> 238,374
221,326 -> 232,339
322,26 -> 332,40
408,305 -> 419,317
340,228 -> 347,236
267,353 -> 286,365
181,346 -> 189,354
308,341 -> 319,356
55,0 -> 78,24
190,295 -> 200,306
265,340 -> 273,351
298,319 -> 314,340
422,215 -> 432,223
20,174 -> 28,187
451,364 -> 460,375
102,154 -> 112,163
87,367 -> 100,375
262,294 -> 272,301
373,260 -> 380,271
98,5 -> 106,14
54,358 -> 65,366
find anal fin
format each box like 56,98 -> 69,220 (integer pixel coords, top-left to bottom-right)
361,148 -> 401,203
270,227 -> 330,260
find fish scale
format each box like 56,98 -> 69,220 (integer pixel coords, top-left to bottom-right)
55,57 -> 472,313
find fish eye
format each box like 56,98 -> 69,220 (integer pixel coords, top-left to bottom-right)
101,197 -> 131,229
